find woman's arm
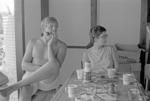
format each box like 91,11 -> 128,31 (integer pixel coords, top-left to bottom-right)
82,51 -> 90,63
22,39 -> 40,72
82,51 -> 91,69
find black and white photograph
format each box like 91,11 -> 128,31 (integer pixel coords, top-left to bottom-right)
0,0 -> 149,101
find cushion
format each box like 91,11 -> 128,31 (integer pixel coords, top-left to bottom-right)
115,43 -> 139,52
116,50 -> 140,64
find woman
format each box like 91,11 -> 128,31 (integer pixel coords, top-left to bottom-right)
82,25 -> 118,74
0,16 -> 67,101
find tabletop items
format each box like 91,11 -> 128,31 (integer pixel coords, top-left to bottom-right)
60,61 -> 148,101
76,69 -> 84,80
107,68 -> 116,79
83,62 -> 92,83
66,84 -> 78,98
127,88 -> 148,101
65,70 -> 148,101
122,73 -> 135,85
76,62 -> 118,83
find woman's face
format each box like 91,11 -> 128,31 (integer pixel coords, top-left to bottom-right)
95,32 -> 108,47
43,22 -> 58,41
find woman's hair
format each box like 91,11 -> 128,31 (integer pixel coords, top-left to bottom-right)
41,16 -> 59,33
87,25 -> 106,48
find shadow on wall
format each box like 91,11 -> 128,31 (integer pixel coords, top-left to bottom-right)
59,49 -> 86,83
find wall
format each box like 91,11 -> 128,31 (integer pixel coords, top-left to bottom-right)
15,0 -> 24,81
97,0 -> 141,44
49,0 -> 90,46
49,0 -> 142,83
23,0 -> 141,45
58,49 -> 86,83
49,0 -> 91,83
23,0 -> 142,83
24,0 -> 41,46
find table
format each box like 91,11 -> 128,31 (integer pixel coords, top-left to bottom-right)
51,71 -> 148,101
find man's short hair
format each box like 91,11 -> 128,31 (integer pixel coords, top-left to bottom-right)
41,16 -> 59,32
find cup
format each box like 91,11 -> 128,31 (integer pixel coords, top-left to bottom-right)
76,69 -> 84,80
66,84 -> 78,98
123,73 -> 134,85
84,62 -> 91,72
107,68 -> 116,78
128,89 -> 140,101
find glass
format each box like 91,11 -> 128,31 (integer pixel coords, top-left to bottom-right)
107,68 -> 116,78
123,73 -> 135,85
75,85 -> 96,101
128,89 -> 144,101
76,69 -> 84,80
65,84 -> 78,98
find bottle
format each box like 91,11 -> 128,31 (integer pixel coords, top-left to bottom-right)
83,62 -> 91,82
108,83 -> 116,94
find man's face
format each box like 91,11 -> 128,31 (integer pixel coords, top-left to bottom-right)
43,22 -> 58,41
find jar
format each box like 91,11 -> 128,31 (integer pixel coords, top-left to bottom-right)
83,62 -> 91,82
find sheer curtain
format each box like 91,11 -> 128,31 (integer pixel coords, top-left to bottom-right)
0,0 -> 18,101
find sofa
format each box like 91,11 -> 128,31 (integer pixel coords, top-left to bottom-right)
115,44 -> 141,81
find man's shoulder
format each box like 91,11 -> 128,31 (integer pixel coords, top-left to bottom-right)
57,40 -> 67,49
29,38 -> 38,45
29,38 -> 43,46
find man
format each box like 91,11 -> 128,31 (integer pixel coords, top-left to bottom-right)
0,16 -> 67,101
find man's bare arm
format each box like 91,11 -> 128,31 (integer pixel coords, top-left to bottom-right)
20,41 -> 67,86
56,42 -> 67,67
22,39 -> 40,72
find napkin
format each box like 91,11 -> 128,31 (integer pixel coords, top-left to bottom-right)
96,93 -> 118,101
76,94 -> 94,101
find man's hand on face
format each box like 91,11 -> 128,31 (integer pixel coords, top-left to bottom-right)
48,33 -> 57,47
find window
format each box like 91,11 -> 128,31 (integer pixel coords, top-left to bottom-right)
0,0 -> 18,101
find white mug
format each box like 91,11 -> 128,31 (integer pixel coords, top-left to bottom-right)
66,84 -> 78,98
123,73 -> 134,85
84,62 -> 91,72
76,69 -> 84,80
